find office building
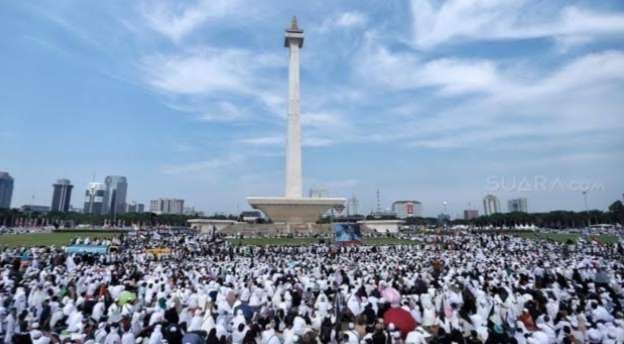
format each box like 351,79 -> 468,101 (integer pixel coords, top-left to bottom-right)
104,176 -> 128,216
346,195 -> 360,215
127,202 -> 145,213
464,209 -> 479,220
508,197 -> 528,213
150,198 -> 184,215
483,195 -> 501,216
0,172 -> 14,209
392,200 -> 423,218
84,182 -> 106,215
51,179 -> 73,212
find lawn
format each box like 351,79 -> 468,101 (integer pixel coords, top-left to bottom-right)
0,231 -> 119,248
226,237 -> 319,246
515,232 -> 579,243
514,232 -> 620,245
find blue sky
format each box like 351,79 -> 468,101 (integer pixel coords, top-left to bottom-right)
1,0 -> 623,217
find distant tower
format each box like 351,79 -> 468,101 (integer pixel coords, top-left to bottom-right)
0,172 -> 14,209
483,194 -> 501,215
104,176 -> 128,217
347,194 -> 360,216
51,179 -> 73,212
376,189 -> 381,213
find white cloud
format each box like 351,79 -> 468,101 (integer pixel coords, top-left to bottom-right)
301,112 -> 348,129
356,40 -> 624,150
161,154 -> 243,174
240,136 -> 283,146
141,47 -> 283,121
319,11 -> 367,32
141,48 -> 270,95
141,0 -> 241,42
336,12 -> 367,28
302,137 -> 335,147
199,101 -> 247,122
410,0 -> 624,49
357,41 -> 500,95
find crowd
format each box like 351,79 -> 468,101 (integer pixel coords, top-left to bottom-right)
1,231 -> 623,344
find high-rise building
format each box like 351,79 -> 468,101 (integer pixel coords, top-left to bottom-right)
0,172 -> 13,209
51,179 -> 73,212
483,195 -> 501,216
127,201 -> 145,213
150,198 -> 184,215
104,176 -> 128,217
508,198 -> 528,213
84,182 -> 106,215
392,200 -> 423,218
347,195 -> 360,216
464,209 -> 479,220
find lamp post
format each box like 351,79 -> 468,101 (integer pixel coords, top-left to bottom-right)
582,190 -> 590,227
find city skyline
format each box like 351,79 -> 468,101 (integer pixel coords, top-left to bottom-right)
0,170 -> 621,218
1,1 -> 624,216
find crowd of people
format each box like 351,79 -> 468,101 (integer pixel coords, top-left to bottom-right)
1,230 -> 623,344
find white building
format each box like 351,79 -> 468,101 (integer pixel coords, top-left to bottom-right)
483,195 -> 501,215
391,200 -> 423,218
150,198 -> 184,215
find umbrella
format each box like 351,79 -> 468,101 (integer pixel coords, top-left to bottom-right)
381,287 -> 401,305
384,307 -> 416,338
118,291 -> 137,305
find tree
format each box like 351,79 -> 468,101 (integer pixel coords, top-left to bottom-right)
609,200 -> 624,224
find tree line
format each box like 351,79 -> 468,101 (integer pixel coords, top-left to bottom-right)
0,209 -> 238,228
2,200 -> 623,229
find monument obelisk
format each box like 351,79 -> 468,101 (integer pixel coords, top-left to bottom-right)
247,18 -> 345,225
284,17 -> 303,198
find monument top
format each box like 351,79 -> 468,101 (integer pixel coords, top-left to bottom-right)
284,16 -> 304,47
287,16 -> 302,33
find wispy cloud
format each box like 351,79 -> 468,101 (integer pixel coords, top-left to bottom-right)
141,48 -> 278,95
240,135 -> 283,146
140,47 -> 283,121
356,37 -> 499,95
355,35 -> 624,150
140,0 -> 242,42
318,11 -> 367,32
410,0 -> 624,49
161,154 -> 243,174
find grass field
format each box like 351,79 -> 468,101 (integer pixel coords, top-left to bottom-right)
514,232 -> 619,244
0,232 -> 119,248
226,237 -> 319,246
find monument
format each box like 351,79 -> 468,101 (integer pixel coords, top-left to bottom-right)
247,17 -> 345,224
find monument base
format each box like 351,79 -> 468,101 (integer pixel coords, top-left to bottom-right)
247,197 -> 345,224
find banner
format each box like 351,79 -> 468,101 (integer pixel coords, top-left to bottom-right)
65,245 -> 108,255
333,223 -> 362,243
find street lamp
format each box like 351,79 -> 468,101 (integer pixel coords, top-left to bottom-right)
582,190 -> 590,227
